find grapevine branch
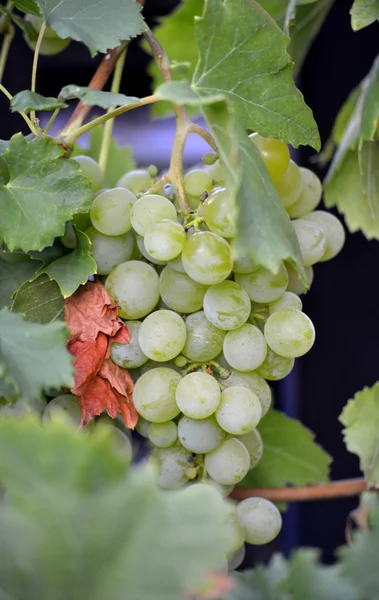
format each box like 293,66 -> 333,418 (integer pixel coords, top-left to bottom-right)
230,478 -> 368,502
0,1 -> 14,85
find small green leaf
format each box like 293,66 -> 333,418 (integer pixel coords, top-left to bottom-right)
229,555 -> 289,600
34,0 -> 145,52
0,253 -> 42,309
0,308 -> 73,402
12,274 -> 64,324
11,91 -> 67,114
12,0 -> 40,16
59,85 -> 140,109
340,382 -> 379,485
351,0 -> 379,30
239,409 -> 331,488
0,134 -> 92,252
41,228 -> 96,297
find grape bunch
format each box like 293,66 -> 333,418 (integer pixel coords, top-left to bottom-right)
56,132 -> 345,567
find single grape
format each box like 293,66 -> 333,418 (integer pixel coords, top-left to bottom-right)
256,348 -> 294,381
90,187 -> 137,236
135,234 -> 166,265
25,14 -> 60,39
204,437 -> 250,485
223,324 -> 267,372
182,231 -> 233,285
228,544 -> 246,571
234,263 -> 288,303
269,291 -> 302,314
167,254 -> 186,273
222,370 -> 271,417
42,394 -> 81,426
273,159 -> 303,207
24,33 -> 70,56
203,281 -> 251,331
183,169 -> 213,197
105,260 -> 159,319
138,310 -> 186,361
216,386 -> 262,435
202,479 -> 234,498
232,249 -> 260,274
131,194 -> 177,236
175,372 -> 221,419
226,518 -> 246,555
117,169 -> 153,194
249,133 -> 290,181
100,424 -> 133,465
182,311 -> 225,362
236,497 -> 282,545
157,445 -> 192,489
110,320 -> 148,369
60,222 -> 76,249
133,367 -> 181,422
136,416 -> 150,438
159,267 -> 208,313
287,168 -> 322,218
302,210 -> 345,261
203,188 -> 237,238
144,220 -> 186,261
202,153 -> 218,166
286,263 -> 314,295
73,155 -> 103,192
148,420 -> 178,448
207,159 -> 225,183
86,226 -> 134,275
178,415 -> 225,453
237,429 -> 263,469
264,308 -> 315,358
140,360 -> 181,375
292,219 -> 326,266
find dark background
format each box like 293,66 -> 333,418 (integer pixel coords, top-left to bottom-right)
2,0 -> 379,565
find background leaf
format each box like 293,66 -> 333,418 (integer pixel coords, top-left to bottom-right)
12,274 -> 64,324
228,555 -> 289,600
12,0 -> 40,16
0,252 -> 42,309
350,0 -> 379,30
10,91 -> 67,114
59,85 -> 140,109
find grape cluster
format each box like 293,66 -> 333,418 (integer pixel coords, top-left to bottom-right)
58,133 -> 344,566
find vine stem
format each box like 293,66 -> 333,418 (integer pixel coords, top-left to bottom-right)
0,83 -> 38,134
188,122 -> 217,151
0,1 -> 14,84
230,478 -> 367,502
30,21 -> 46,123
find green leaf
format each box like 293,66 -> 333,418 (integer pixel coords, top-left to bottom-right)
12,274 -> 64,324
0,308 -> 73,402
0,134 -> 92,252
10,91 -> 67,114
41,228 -> 96,298
59,85 -> 140,109
239,409 -> 331,488
192,0 -> 320,149
12,0 -> 40,16
156,81 -> 223,105
340,382 -> 379,485
229,555 -> 289,600
0,253 -> 42,309
0,378 -> 17,402
34,0 -> 145,52
351,0 -> 379,30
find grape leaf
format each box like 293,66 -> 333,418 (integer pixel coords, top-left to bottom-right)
12,274 -> 64,324
351,0 -> 379,30
228,555 -> 289,600
0,308 -> 74,402
11,91 -> 67,114
0,135 -> 92,252
41,229 -> 96,298
192,0 -> 320,149
340,382 -> 379,485
34,0 -> 145,53
0,253 -> 42,309
12,0 -> 40,16
59,85 -> 140,109
239,409 -> 331,488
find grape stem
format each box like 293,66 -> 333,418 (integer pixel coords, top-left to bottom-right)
30,21 -> 47,123
0,2 -> 14,85
231,478 -> 368,502
0,83 -> 38,135
188,122 -> 217,152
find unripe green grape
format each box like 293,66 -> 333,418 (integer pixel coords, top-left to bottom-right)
159,267 -> 208,313
86,226 -> 134,275
203,152 -> 218,166
207,159 -> 225,183
203,281 -> 251,331
204,437 -> 250,485
90,187 -> 136,236
25,15 -> 59,39
117,169 -> 153,194
136,417 -> 150,438
234,263 -> 288,303
99,424 -> 133,465
176,372 -> 221,419
60,222 -> 76,249
302,210 -> 345,261
111,320 -> 148,369
249,133 -> 290,181
264,308 -> 315,358
144,219 -> 186,261
73,156 -> 103,192
232,249 -> 260,274
156,445 -> 192,489
236,497 -> 282,545
269,291 -> 302,314
105,260 -> 160,319
292,219 -> 326,266
138,310 -> 187,361
131,194 -> 177,236
148,420 -> 178,448
216,386 -> 262,435
222,370 -> 271,417
203,188 -> 237,238
140,360 -> 181,375
135,235 -> 166,265
223,324 -> 267,372
182,311 -> 225,362
133,367 -> 181,423
183,169 -> 213,197
237,429 -> 263,469
42,394 -> 81,426
228,544 -> 246,571
24,33 -> 70,56
167,254 -> 186,273
256,348 -> 294,381
177,415 -> 225,453
182,231 -> 233,285
287,168 -> 322,218
286,263 -> 314,295
226,518 -> 246,555
273,159 -> 303,207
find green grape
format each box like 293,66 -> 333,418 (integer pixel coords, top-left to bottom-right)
24,34 -> 70,56
264,308 -> 315,358
140,360 -> 181,375
228,544 -> 246,571
136,416 -> 150,438
138,310 -> 186,361
110,320 -> 148,368
167,254 -> 186,273
25,15 -> 61,39
183,169 -> 213,197
159,266 -> 208,313
222,370 -> 271,417
232,249 -> 260,274
203,281 -> 251,331
86,226 -> 134,275
175,372 -> 221,419
302,210 -> 345,261
235,263 -> 288,303
237,429 -> 263,469
99,424 -> 133,465
117,169 -> 153,194
182,231 -> 233,285
236,497 -> 282,545
182,311 -> 225,362
144,220 -> 186,261
202,153 -> 218,166
177,415 -> 225,453
273,159 -> 303,207
226,518 -> 246,555
207,159 -> 225,183
256,348 -> 294,381
286,263 -> 314,295
196,479 -> 234,498
135,235 -> 166,265
269,291 -> 302,314
42,394 -> 81,426
203,188 -> 237,238
60,222 -> 76,249
131,194 -> 177,236
223,324 -> 267,372
216,387 -> 262,435
204,437 -> 250,485
157,445 -> 192,489
148,420 -> 178,448
105,260 -> 160,319
133,367 -> 181,422
249,133 -> 290,181
73,156 -> 103,192
292,219 -> 326,266
287,168 -> 322,218
90,187 -> 137,236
